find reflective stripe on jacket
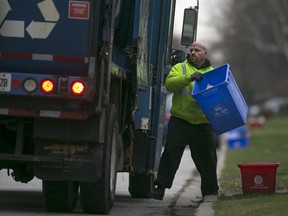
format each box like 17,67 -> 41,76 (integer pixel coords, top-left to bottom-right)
165,59 -> 213,124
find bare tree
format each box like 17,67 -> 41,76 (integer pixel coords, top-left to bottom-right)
212,0 -> 288,104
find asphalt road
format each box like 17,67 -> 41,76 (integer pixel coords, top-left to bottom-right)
0,147 -> 205,216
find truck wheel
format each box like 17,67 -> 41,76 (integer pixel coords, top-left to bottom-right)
129,173 -> 155,198
80,105 -> 118,214
42,180 -> 79,212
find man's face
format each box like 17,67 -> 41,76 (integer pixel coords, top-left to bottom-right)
189,45 -> 206,66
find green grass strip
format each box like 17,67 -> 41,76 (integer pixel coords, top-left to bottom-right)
214,117 -> 288,216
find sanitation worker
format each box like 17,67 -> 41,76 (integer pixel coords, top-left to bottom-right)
150,41 -> 219,201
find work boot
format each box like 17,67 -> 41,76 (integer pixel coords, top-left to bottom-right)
150,185 -> 165,200
203,194 -> 218,202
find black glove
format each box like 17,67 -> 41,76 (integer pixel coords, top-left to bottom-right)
191,72 -> 202,81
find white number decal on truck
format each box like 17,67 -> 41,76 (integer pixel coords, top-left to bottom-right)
0,73 -> 11,92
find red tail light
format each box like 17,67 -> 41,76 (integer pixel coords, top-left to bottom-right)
12,80 -> 21,89
41,79 -> 54,93
71,81 -> 85,95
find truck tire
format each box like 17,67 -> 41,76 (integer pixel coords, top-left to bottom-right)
80,104 -> 118,214
42,181 -> 79,212
129,173 -> 155,198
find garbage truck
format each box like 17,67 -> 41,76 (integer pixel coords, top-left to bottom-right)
0,0 -> 198,214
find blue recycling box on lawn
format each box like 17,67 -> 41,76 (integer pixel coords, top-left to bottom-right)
226,126 -> 249,149
192,64 -> 248,135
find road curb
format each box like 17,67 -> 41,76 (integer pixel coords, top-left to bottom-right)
195,139 -> 227,216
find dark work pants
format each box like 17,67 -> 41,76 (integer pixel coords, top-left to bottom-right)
155,116 -> 219,196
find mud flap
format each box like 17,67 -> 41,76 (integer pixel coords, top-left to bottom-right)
131,130 -> 148,172
34,140 -> 103,183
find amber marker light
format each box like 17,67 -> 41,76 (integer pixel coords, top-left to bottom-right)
71,81 -> 85,95
41,79 -> 54,93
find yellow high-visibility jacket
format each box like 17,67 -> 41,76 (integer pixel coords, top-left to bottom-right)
165,59 -> 213,124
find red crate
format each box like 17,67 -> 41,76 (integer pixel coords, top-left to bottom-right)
237,162 -> 280,194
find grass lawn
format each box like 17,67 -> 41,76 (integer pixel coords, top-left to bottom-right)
214,116 -> 288,216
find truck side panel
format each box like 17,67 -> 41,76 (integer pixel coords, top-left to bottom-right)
1,0 -> 93,75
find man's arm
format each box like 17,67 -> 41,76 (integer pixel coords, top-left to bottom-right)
165,63 -> 191,93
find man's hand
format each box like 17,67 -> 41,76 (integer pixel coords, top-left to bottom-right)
191,72 -> 202,82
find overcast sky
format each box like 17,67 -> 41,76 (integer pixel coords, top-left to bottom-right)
197,0 -> 219,43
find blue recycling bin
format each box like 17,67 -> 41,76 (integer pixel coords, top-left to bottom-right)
192,64 -> 248,135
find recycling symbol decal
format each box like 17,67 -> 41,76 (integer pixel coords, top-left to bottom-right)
0,0 -> 59,39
